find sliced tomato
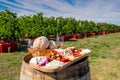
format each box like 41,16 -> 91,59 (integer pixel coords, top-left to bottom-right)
73,53 -> 81,57
60,57 -> 70,62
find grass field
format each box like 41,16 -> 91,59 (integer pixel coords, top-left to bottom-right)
0,33 -> 120,80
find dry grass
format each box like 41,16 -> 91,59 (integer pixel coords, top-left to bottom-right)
90,58 -> 120,80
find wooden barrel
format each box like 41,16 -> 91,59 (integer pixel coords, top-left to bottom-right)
20,54 -> 91,80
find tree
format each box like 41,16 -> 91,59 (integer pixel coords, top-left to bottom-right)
89,21 -> 98,32
0,9 -> 17,41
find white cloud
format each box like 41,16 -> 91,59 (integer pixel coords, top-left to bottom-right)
0,0 -> 120,24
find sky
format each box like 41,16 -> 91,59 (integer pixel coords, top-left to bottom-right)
0,0 -> 120,25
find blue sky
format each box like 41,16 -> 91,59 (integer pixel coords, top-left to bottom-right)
0,0 -> 120,25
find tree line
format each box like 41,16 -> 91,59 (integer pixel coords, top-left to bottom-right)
0,9 -> 120,41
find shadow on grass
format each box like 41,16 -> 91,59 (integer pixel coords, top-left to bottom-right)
68,39 -> 78,42
17,43 -> 27,52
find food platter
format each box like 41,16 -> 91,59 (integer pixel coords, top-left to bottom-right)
29,48 -> 91,73
30,54 -> 88,72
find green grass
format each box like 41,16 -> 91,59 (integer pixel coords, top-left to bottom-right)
0,52 -> 26,80
0,33 -> 120,80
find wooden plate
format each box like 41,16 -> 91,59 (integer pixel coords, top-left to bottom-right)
29,54 -> 89,73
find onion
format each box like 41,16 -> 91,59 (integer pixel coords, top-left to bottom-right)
37,58 -> 49,66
